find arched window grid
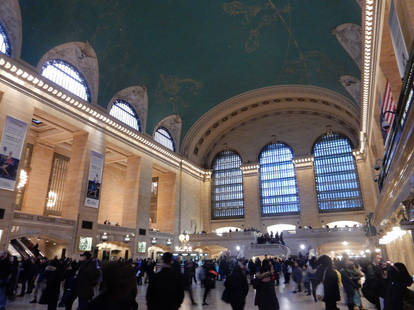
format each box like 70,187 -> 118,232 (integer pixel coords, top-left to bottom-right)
211,150 -> 244,219
0,23 -> 11,56
313,133 -> 363,212
259,143 -> 300,216
109,99 -> 141,131
154,127 -> 175,151
41,60 -> 91,102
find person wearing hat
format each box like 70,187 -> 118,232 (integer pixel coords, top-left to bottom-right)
146,252 -> 184,310
76,251 -> 99,310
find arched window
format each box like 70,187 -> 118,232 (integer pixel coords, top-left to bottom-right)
0,23 -> 11,56
313,133 -> 363,212
259,143 -> 300,215
109,99 -> 141,131
41,60 -> 91,102
211,151 -> 244,219
154,127 -> 175,151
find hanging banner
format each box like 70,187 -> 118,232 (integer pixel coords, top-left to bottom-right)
389,0 -> 409,78
0,116 -> 27,191
85,151 -> 104,208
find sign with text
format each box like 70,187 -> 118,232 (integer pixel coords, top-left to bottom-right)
0,116 -> 27,191
85,151 -> 104,208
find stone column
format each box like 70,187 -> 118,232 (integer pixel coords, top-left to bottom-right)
155,172 -> 176,233
121,156 -> 141,228
61,132 -> 89,220
21,143 -> 55,215
200,174 -> 212,233
135,156 -> 153,239
241,163 -> 261,230
355,153 -> 376,212
294,159 -> 321,227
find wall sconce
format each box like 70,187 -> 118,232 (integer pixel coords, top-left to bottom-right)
151,237 -> 157,244
124,234 -> 131,242
101,232 -> 108,241
166,238 -> 172,245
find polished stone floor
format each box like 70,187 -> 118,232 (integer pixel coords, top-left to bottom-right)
7,280 -> 376,310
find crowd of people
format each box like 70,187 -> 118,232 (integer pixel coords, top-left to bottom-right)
256,231 -> 285,245
0,249 -> 413,310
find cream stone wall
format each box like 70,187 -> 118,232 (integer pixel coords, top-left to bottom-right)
385,231 -> 414,275
152,172 -> 176,233
99,164 -> 126,226
179,171 -> 203,234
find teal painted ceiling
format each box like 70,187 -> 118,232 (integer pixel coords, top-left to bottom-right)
19,0 -> 361,136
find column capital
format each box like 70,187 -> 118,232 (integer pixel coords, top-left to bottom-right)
240,163 -> 259,176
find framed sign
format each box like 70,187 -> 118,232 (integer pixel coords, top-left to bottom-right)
137,241 -> 147,253
79,237 -> 93,251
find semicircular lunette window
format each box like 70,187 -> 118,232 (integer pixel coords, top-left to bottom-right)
154,127 -> 175,151
259,143 -> 300,215
41,60 -> 91,102
211,150 -> 244,219
313,133 -> 363,212
0,23 -> 11,56
109,99 -> 141,131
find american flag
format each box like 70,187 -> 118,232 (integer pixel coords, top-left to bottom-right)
382,81 -> 396,135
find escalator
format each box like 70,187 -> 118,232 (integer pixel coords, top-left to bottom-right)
9,239 -> 30,259
20,236 -> 45,258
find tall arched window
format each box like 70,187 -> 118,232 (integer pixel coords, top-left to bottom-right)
313,133 -> 363,212
259,143 -> 300,215
41,60 -> 91,102
0,23 -> 11,56
109,99 -> 141,131
211,150 -> 244,219
154,127 -> 175,151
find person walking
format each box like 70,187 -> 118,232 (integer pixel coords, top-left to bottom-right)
76,252 -> 99,310
183,260 -> 197,305
40,259 -> 63,310
307,257 -> 319,302
316,255 -> 340,310
0,252 -> 11,310
253,259 -> 279,310
224,260 -> 249,310
88,262 -> 138,310
361,253 -> 386,310
384,262 -> 413,310
201,260 -> 217,305
292,261 -> 303,293
146,252 -> 184,310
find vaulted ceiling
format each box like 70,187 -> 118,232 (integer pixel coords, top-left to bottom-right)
19,0 -> 361,137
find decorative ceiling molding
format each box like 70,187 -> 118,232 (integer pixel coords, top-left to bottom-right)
0,0 -> 22,58
36,41 -> 99,106
340,75 -> 361,104
153,114 -> 182,152
107,85 -> 148,132
333,23 -> 362,69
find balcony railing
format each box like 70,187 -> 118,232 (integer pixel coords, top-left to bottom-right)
379,42 -> 414,190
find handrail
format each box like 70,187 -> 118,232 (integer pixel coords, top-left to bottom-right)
379,42 -> 414,190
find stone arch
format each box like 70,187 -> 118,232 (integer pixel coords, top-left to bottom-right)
107,86 -> 148,132
181,85 -> 360,166
153,114 -> 182,152
0,0 -> 22,58
37,41 -> 99,105
332,23 -> 362,69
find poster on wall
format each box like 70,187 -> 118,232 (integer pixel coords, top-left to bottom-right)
389,0 -> 409,78
79,237 -> 93,251
137,241 -> 147,253
85,151 -> 104,208
0,116 -> 27,191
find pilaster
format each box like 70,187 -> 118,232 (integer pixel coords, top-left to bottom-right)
240,163 -> 261,230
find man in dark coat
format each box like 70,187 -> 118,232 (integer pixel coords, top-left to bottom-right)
146,252 -> 184,310
0,251 -> 11,310
224,261 -> 249,310
76,252 -> 99,310
316,255 -> 340,310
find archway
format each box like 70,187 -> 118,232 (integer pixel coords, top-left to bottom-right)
266,224 -> 296,234
96,241 -> 132,261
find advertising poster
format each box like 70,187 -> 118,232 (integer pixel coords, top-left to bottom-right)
137,241 -> 147,253
85,151 -> 104,208
79,237 -> 93,251
0,116 -> 27,191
